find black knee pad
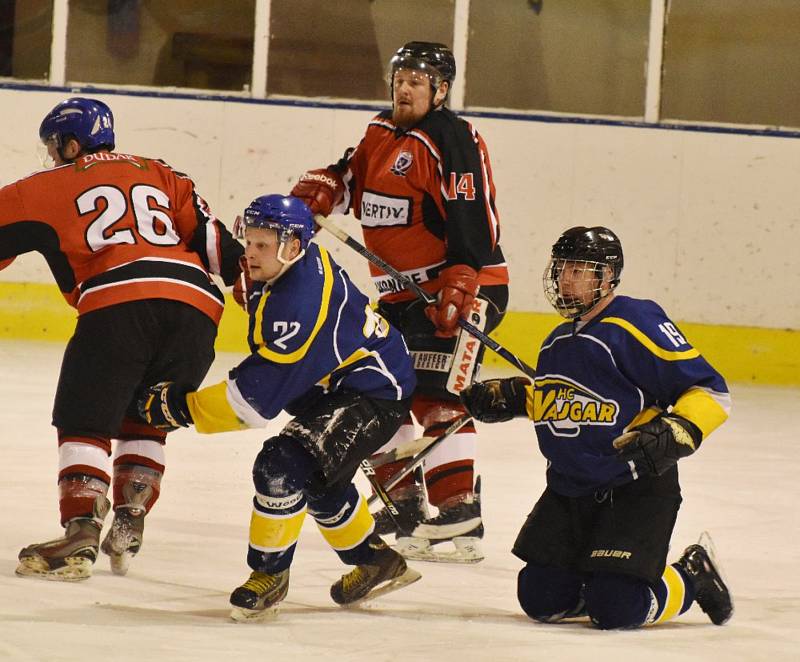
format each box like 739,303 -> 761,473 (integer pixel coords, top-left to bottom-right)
584,572 -> 653,630
517,563 -> 584,623
252,435 -> 316,496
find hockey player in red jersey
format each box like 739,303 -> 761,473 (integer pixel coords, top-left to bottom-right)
0,97 -> 244,580
291,42 -> 509,562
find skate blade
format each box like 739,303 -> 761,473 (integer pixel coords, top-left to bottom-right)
107,551 -> 133,576
229,604 -> 281,623
15,555 -> 93,581
395,536 -> 484,564
411,516 -> 482,540
341,566 -> 422,608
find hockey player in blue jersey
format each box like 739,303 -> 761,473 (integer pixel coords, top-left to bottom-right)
460,226 -> 733,630
138,195 -> 420,620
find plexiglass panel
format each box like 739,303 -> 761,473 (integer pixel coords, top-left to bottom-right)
662,0 -> 800,128
0,1 -> 52,81
466,0 -> 649,117
267,0 -> 454,100
66,0 -> 255,91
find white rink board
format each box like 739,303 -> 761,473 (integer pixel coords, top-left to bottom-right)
0,89 -> 798,329
0,340 -> 798,661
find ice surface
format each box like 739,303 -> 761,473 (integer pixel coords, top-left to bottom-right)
1,341 -> 797,661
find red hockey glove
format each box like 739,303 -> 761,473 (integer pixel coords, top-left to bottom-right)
290,168 -> 345,218
232,255 -> 252,312
425,264 -> 479,337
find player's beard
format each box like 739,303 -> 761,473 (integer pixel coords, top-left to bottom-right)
392,101 -> 424,129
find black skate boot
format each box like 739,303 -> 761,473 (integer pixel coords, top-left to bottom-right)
16,496 -> 110,581
229,569 -> 290,622
677,532 -> 734,625
101,508 -> 145,576
396,477 -> 484,563
372,483 -> 427,536
330,535 -> 421,606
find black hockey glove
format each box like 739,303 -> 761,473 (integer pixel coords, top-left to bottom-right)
138,382 -> 193,431
613,414 -> 702,477
460,377 -> 531,424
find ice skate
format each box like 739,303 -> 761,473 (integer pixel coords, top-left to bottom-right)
100,508 -> 145,576
372,482 -> 427,536
229,569 -> 290,622
330,535 -> 421,606
16,497 -> 110,581
395,477 -> 484,564
677,531 -> 734,625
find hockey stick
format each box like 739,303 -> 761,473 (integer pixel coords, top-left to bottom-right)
359,457 -> 413,535
366,414 -> 473,507
316,215 -> 537,380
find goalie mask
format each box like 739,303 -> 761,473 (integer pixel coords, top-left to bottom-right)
388,41 -> 456,106
238,194 -> 314,267
543,226 -> 623,319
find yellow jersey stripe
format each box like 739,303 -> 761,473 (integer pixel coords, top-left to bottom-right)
256,247 -> 334,364
187,381 -> 247,434
252,288 -> 271,346
672,387 -> 730,439
249,506 -> 306,552
316,495 -> 374,551
654,565 -> 686,624
601,317 -> 700,361
317,347 -> 372,389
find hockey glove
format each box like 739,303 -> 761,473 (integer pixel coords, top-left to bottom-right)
460,377 -> 531,423
138,382 -> 193,431
613,414 -> 702,477
290,168 -> 345,218
425,264 -> 479,337
232,255 -> 252,313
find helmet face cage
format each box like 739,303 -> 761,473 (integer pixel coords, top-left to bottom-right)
543,226 -> 624,319
39,97 -> 115,154
543,258 -> 613,319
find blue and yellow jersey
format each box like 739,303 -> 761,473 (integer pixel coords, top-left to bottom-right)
187,242 -> 416,433
526,295 -> 730,497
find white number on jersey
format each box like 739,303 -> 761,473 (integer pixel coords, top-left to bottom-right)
273,321 -> 301,349
658,322 -> 687,348
78,184 -> 180,252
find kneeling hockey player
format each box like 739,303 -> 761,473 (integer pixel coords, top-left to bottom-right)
461,226 -> 734,629
140,195 -> 420,620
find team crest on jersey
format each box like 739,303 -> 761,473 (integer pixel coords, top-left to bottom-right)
390,151 -> 413,176
532,375 -> 620,437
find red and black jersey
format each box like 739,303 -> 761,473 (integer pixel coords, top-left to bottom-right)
0,152 -> 243,324
332,107 -> 508,303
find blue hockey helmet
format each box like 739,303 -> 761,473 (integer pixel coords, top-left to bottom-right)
240,195 -> 314,265
39,97 -> 115,152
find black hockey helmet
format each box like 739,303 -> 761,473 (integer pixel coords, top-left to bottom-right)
388,41 -> 456,103
551,226 -> 624,285
544,226 -> 624,319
